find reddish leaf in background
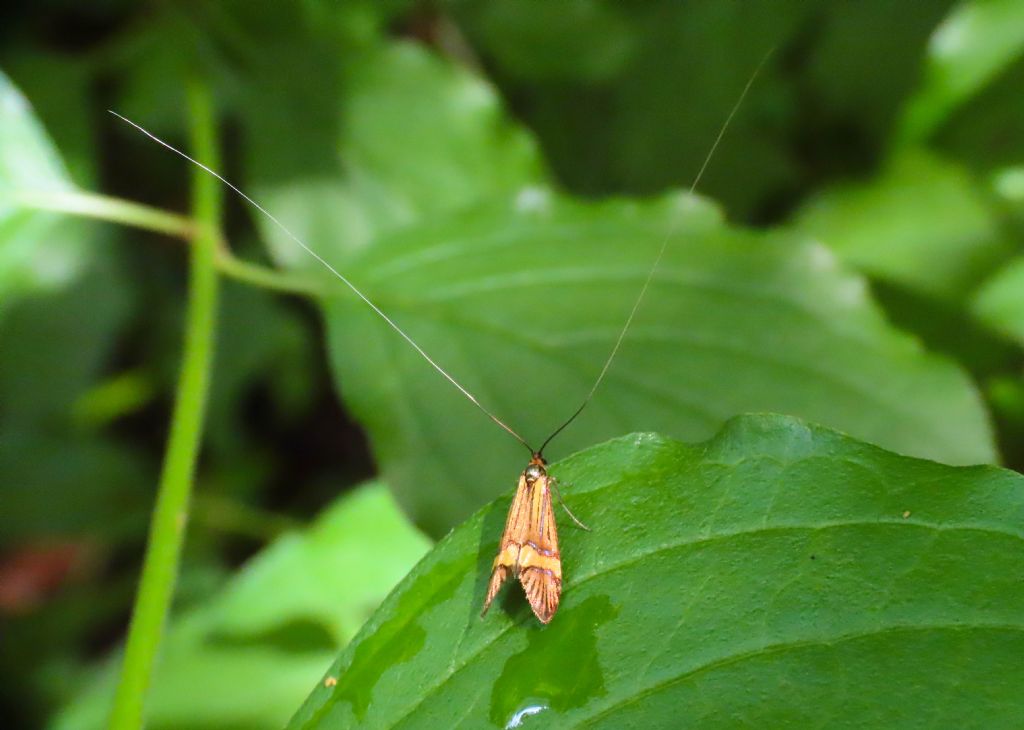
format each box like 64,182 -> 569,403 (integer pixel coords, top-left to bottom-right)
0,541 -> 95,613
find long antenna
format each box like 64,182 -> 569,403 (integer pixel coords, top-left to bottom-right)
112,48 -> 769,462
536,49 -> 773,457
108,110 -> 535,455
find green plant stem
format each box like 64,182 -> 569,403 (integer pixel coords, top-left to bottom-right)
108,79 -> 222,730
12,188 -> 324,297
216,250 -> 325,297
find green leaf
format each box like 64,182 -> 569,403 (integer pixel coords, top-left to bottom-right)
0,67 -> 89,309
246,40 -> 546,266
3,51 -> 99,187
972,255 -> 1024,345
0,69 -> 132,419
793,149 -> 1010,300
323,191 -> 995,535
898,0 -> 1024,145
992,164 -> 1024,214
52,482 -> 431,730
288,415 -> 1024,729
930,56 -> 1024,175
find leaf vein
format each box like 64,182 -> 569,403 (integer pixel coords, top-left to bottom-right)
579,623 -> 1024,726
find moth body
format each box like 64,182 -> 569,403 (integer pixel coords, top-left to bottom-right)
482,454 -> 562,623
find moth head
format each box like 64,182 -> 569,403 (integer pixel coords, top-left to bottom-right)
525,454 -> 548,484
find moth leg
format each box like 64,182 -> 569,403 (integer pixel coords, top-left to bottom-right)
550,477 -> 591,531
481,564 -> 510,617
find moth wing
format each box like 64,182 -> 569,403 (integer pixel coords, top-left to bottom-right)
481,472 -> 532,617
531,474 -> 559,550
501,470 -> 535,546
520,564 -> 560,624
481,564 -> 509,617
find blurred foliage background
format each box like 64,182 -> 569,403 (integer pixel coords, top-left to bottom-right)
2,0 -> 1024,727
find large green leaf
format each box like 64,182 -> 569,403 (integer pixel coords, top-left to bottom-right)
51,482 -> 430,730
322,191 -> 995,535
288,415 -> 1024,729
793,149 -> 1010,300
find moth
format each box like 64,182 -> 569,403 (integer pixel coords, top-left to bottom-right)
482,453 -> 565,623
112,55 -> 764,624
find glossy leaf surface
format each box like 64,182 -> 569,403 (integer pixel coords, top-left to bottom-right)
289,415 -> 1024,729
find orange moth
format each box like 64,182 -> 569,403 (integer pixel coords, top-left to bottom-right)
112,53 -> 765,625
482,454 -> 564,623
